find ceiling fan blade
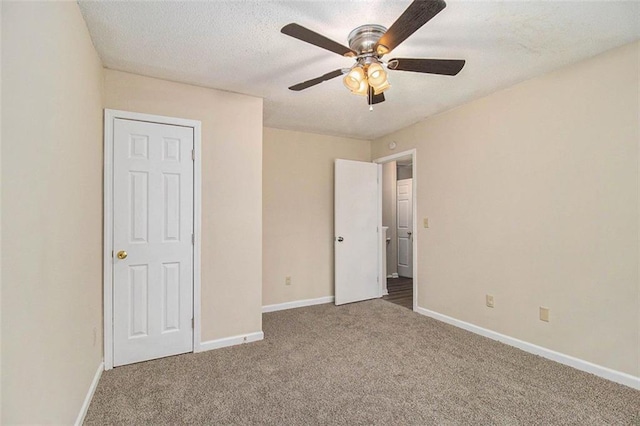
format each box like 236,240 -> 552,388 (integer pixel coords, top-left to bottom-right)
288,69 -> 345,91
281,23 -> 356,57
371,93 -> 385,105
372,92 -> 386,104
368,86 -> 386,105
375,0 -> 446,55
387,58 -> 465,75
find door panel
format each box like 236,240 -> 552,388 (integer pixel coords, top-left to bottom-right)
113,118 -> 194,367
335,159 -> 380,305
397,178 -> 413,278
162,262 -> 181,332
129,265 -> 149,337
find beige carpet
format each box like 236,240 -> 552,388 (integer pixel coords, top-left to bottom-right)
85,299 -> 639,424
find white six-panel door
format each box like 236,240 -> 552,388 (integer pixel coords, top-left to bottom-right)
334,159 -> 380,305
397,178 -> 413,278
113,118 -> 194,366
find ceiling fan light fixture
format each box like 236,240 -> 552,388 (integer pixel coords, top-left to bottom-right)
342,66 -> 365,91
373,80 -> 390,95
352,79 -> 369,96
367,62 -> 387,86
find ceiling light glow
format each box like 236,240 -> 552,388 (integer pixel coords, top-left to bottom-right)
367,62 -> 386,87
343,66 -> 365,92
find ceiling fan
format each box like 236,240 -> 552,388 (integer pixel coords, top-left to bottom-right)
281,0 -> 465,109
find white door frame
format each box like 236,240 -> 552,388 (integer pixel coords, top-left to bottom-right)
373,149 -> 418,311
103,109 -> 202,370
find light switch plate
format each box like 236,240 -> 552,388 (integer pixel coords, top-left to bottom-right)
423,218 -> 429,228
540,307 -> 550,322
486,294 -> 494,308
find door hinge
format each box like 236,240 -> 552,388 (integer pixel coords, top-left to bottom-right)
192,150 -> 195,161
192,234 -> 195,245
192,318 -> 194,329
111,250 -> 114,258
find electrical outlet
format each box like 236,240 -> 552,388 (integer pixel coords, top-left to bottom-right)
540,307 -> 550,322
285,276 -> 292,286
423,217 -> 429,228
486,294 -> 494,308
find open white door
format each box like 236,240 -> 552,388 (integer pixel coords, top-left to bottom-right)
335,159 -> 380,305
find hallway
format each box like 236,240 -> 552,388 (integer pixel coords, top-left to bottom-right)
382,277 -> 413,310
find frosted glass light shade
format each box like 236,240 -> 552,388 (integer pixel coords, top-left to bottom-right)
373,80 -> 390,95
352,79 -> 369,96
367,62 -> 387,88
343,66 -> 365,91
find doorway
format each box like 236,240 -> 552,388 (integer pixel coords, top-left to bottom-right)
374,150 -> 417,311
103,109 -> 202,369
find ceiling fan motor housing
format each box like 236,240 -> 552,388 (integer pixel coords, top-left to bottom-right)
347,24 -> 387,56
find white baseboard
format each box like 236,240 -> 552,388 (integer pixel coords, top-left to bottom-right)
414,307 -> 640,390
74,361 -> 104,426
197,331 -> 264,353
262,296 -> 334,313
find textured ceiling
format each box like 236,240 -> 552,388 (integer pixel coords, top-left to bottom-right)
78,1 -> 640,140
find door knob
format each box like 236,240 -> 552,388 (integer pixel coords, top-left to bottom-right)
407,232 -> 412,236
337,236 -> 344,242
117,250 -> 128,260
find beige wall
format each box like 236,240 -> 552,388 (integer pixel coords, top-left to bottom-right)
262,128 -> 370,306
382,161 -> 398,276
1,2 -> 105,423
372,41 -> 640,376
104,70 -> 263,342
